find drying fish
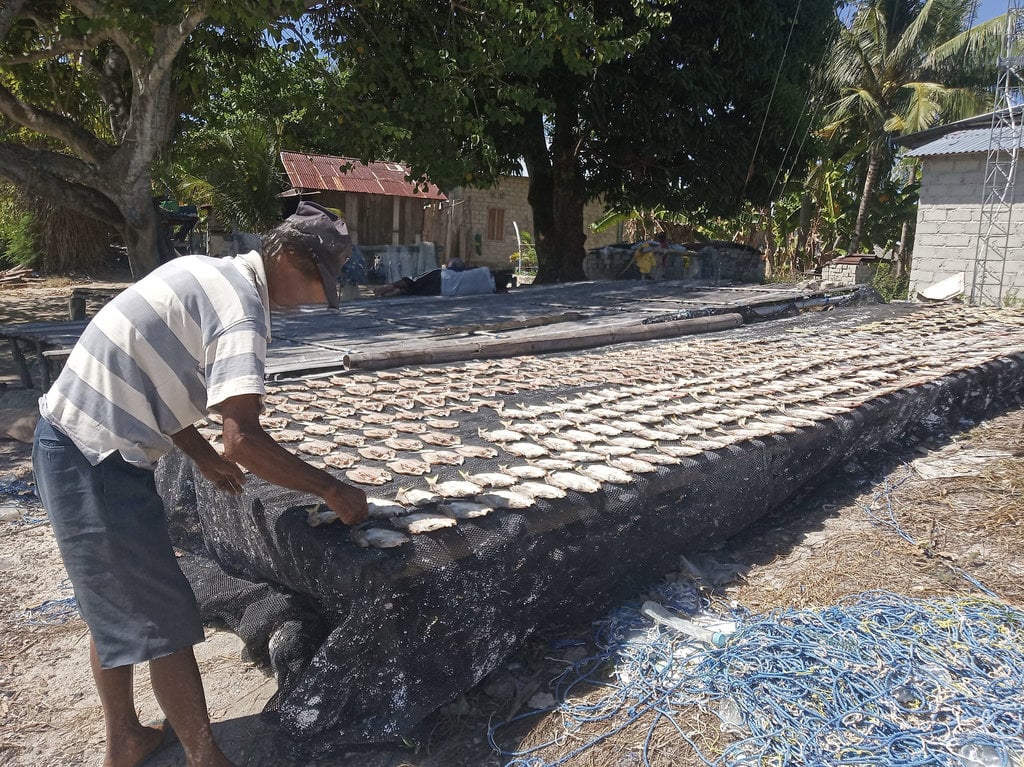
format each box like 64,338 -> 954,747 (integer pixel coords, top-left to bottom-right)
384,437 -> 424,451
299,440 -> 335,456
425,478 -> 483,498
387,458 -> 432,476
633,429 -> 678,442
532,458 -> 576,471
504,421 -> 549,436
462,471 -> 518,488
351,526 -> 412,548
439,500 -> 494,519
562,411 -> 598,425
420,450 -> 464,466
611,419 -> 646,432
497,407 -> 536,420
360,412 -> 395,425
345,383 -> 377,397
303,422 -> 335,436
426,418 -> 460,430
367,498 -> 407,518
330,417 -> 364,431
323,452 -> 360,470
609,436 -> 655,450
260,416 -> 290,430
634,451 -> 681,466
359,445 -> 397,461
286,391 -> 317,403
275,402 -> 307,415
514,481 -> 566,500
586,422 -> 623,437
391,513 -> 458,534
559,450 -> 603,463
362,427 -> 395,440
561,428 -> 600,444
538,418 -> 573,430
345,466 -> 392,485
475,489 -> 534,509
609,456 -> 658,474
332,433 -> 366,447
504,464 -> 550,479
396,487 -> 440,507
581,464 -> 632,484
504,442 -> 549,459
590,444 -> 635,457
272,429 -> 304,443
539,436 -> 577,452
305,505 -> 337,527
394,421 -> 428,434
456,445 -> 498,459
479,428 -> 526,443
547,472 -> 602,494
421,432 -> 461,447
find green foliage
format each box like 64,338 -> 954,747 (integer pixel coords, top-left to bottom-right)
872,261 -> 910,301
0,190 -> 39,268
510,230 -> 537,272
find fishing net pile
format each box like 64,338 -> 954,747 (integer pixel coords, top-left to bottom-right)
157,302 -> 1024,752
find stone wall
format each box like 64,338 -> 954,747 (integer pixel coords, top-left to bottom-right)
911,154 -> 1024,303
822,261 -> 879,286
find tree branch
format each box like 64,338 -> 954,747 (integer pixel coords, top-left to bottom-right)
0,84 -> 113,164
1,30 -> 115,65
0,0 -> 28,40
0,143 -> 122,226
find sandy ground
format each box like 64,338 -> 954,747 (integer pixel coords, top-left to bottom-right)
1,282 -> 1022,766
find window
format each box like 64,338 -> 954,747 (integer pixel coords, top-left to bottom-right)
487,207 -> 505,241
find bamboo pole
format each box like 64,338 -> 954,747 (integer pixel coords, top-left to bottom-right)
343,313 -> 743,371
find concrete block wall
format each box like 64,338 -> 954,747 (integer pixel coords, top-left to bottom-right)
822,262 -> 879,286
911,154 -> 1024,303
456,177 -> 620,270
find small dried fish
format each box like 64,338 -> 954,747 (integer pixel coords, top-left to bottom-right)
345,466 -> 392,485
420,449 -> 465,466
456,444 -> 499,459
562,429 -> 601,444
362,427 -> 396,440
367,498 -> 407,518
391,513 -> 458,534
384,437 -> 424,451
475,489 -> 534,509
609,456 -> 658,474
426,478 -> 483,498
514,481 -> 566,500
590,444 -> 635,457
462,471 -> 518,488
532,458 -> 576,471
547,472 -> 602,494
501,442 -> 547,459
539,436 -> 577,452
303,422 -> 335,436
360,412 -> 395,425
426,418 -> 460,430
260,416 -> 290,429
299,440 -> 335,456
396,487 -> 441,507
634,451 -> 681,466
586,422 -> 623,437
609,436 -> 655,450
421,432 -> 462,447
387,458 -> 432,476
272,429 -> 305,443
306,507 -> 338,527
505,421 -> 549,436
581,464 -> 632,484
504,464 -> 550,479
393,421 -> 428,434
323,452 -> 360,470
359,445 -> 397,461
439,500 -> 494,519
479,428 -> 526,443
351,526 -> 411,548
538,418 -> 573,430
286,391 -> 317,402
559,450 -> 603,463
332,433 -> 366,447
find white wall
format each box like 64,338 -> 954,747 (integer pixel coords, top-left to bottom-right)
911,154 -> 1024,303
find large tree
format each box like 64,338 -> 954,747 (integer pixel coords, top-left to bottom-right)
820,0 -> 1001,254
315,0 -> 837,282
0,0 -> 306,276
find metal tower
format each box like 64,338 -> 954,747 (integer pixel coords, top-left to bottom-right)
971,2 -> 1024,306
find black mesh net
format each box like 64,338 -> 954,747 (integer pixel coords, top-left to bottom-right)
157,302 -> 1024,754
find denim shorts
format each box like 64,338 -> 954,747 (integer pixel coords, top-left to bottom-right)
32,418 -> 204,668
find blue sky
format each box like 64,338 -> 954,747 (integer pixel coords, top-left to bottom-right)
975,0 -> 1008,23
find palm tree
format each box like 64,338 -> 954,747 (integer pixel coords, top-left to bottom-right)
819,0 -> 1003,254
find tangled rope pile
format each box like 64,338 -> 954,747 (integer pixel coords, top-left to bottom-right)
491,588 -> 1024,766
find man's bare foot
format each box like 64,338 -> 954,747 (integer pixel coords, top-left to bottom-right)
104,721 -> 174,767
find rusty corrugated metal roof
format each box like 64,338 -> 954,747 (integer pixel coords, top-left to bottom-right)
280,151 -> 447,201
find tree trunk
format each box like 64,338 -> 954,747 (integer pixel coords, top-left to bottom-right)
849,147 -> 883,255
119,197 -> 163,277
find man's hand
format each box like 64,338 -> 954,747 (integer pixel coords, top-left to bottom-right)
196,454 -> 246,495
321,479 -> 369,525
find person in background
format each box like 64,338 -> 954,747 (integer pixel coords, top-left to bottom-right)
32,200 -> 367,767
373,257 -> 496,297
633,231 -> 668,280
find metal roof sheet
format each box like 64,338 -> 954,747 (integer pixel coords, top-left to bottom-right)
903,126 -> 1024,158
280,151 -> 447,201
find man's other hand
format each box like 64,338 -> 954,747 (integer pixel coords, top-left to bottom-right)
197,454 -> 246,494
322,480 -> 368,525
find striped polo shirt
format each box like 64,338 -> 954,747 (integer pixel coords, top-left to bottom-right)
40,252 -> 271,468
